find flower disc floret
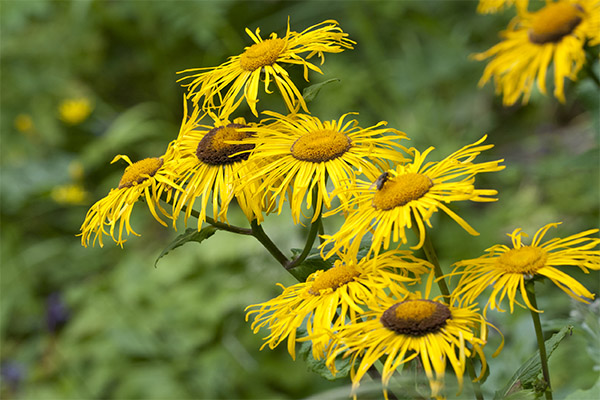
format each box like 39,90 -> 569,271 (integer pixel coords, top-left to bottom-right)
309,263 -> 360,295
529,2 -> 583,44
118,157 -> 164,189
240,38 -> 286,71
195,123 -> 254,165
372,173 -> 433,210
381,299 -> 451,336
290,129 -> 352,162
496,246 -> 548,275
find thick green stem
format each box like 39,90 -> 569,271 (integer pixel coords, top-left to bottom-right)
527,282 -> 553,400
466,354 -> 484,400
286,213 -> 322,270
250,220 -> 290,268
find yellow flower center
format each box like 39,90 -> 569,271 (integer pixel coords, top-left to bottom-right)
239,38 -> 286,71
381,299 -> 451,336
529,2 -> 583,44
309,263 -> 361,295
118,157 -> 163,189
495,246 -> 548,274
196,124 -> 255,165
290,129 -> 352,162
372,173 -> 433,210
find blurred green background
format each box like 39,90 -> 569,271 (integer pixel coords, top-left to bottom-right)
1,0 -> 598,399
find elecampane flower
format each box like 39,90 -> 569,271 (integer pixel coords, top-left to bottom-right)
451,222 -> 600,313
477,0 -> 528,14
79,152 -> 181,248
326,293 -> 491,400
242,111 -> 409,224
178,20 -> 354,116
58,97 -> 93,125
321,136 -> 504,258
245,251 -> 431,361
474,0 -> 600,105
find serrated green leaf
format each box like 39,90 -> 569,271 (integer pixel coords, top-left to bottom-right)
494,325 -> 573,400
155,226 -> 217,267
302,79 -> 341,103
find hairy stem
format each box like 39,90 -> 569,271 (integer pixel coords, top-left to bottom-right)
527,282 -> 553,400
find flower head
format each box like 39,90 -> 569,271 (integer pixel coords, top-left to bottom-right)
327,293 -> 492,400
452,223 -> 600,314
477,0 -> 529,14
58,97 -> 93,125
245,251 -> 431,361
79,152 -> 180,247
474,0 -> 600,105
321,136 -> 504,258
178,19 -> 354,116
242,111 -> 408,224
166,106 -> 270,226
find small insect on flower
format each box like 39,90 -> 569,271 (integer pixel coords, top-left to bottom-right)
370,171 -> 390,191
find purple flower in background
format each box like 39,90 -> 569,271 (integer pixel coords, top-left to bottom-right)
46,292 -> 70,333
1,361 -> 24,393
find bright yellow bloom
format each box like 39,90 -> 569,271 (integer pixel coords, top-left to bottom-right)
58,97 -> 93,125
326,293 -> 492,400
321,136 -> 504,258
242,111 -> 409,224
246,251 -> 431,361
51,184 -> 89,205
79,152 -> 181,248
178,20 -> 354,116
474,0 -> 600,105
166,103 -> 270,226
477,0 -> 528,14
451,222 -> 600,314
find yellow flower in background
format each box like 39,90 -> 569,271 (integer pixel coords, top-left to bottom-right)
451,222 -> 600,314
51,184 -> 89,205
166,105 -> 271,226
14,113 -> 34,133
326,293 -> 493,400
321,136 -> 504,258
58,97 -> 93,125
477,0 -> 528,14
178,20 -> 354,116
242,111 -> 409,225
79,153 -> 181,247
474,0 -> 600,105
246,251 -> 432,361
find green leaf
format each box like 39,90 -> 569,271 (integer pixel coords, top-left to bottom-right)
564,376 -> 600,400
288,248 -> 334,282
155,226 -> 217,267
299,339 -> 351,381
494,325 -> 573,400
302,79 -> 341,103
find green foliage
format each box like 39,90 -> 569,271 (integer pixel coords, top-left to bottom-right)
155,227 -> 218,267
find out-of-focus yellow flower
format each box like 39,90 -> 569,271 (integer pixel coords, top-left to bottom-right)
14,114 -> 34,133
58,97 -> 93,125
477,0 -> 528,14
51,184 -> 90,205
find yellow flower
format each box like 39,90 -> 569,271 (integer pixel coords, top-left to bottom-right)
242,111 -> 409,224
321,136 -> 504,258
451,222 -> 600,314
58,97 -> 93,125
178,20 -> 354,116
246,251 -> 431,361
166,106 -> 270,226
79,152 -> 181,248
474,0 -> 600,105
326,293 -> 492,400
477,0 -> 528,14
14,113 -> 34,133
51,183 -> 89,205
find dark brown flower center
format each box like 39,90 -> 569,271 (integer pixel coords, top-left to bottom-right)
195,124 -> 255,165
381,299 -> 451,336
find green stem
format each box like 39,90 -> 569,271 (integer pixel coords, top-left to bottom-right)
286,213 -> 322,270
250,220 -> 290,269
466,354 -> 485,400
584,49 -> 600,88
411,225 -> 451,300
526,282 -> 553,400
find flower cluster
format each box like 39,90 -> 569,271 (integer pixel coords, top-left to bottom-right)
80,15 -> 599,400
